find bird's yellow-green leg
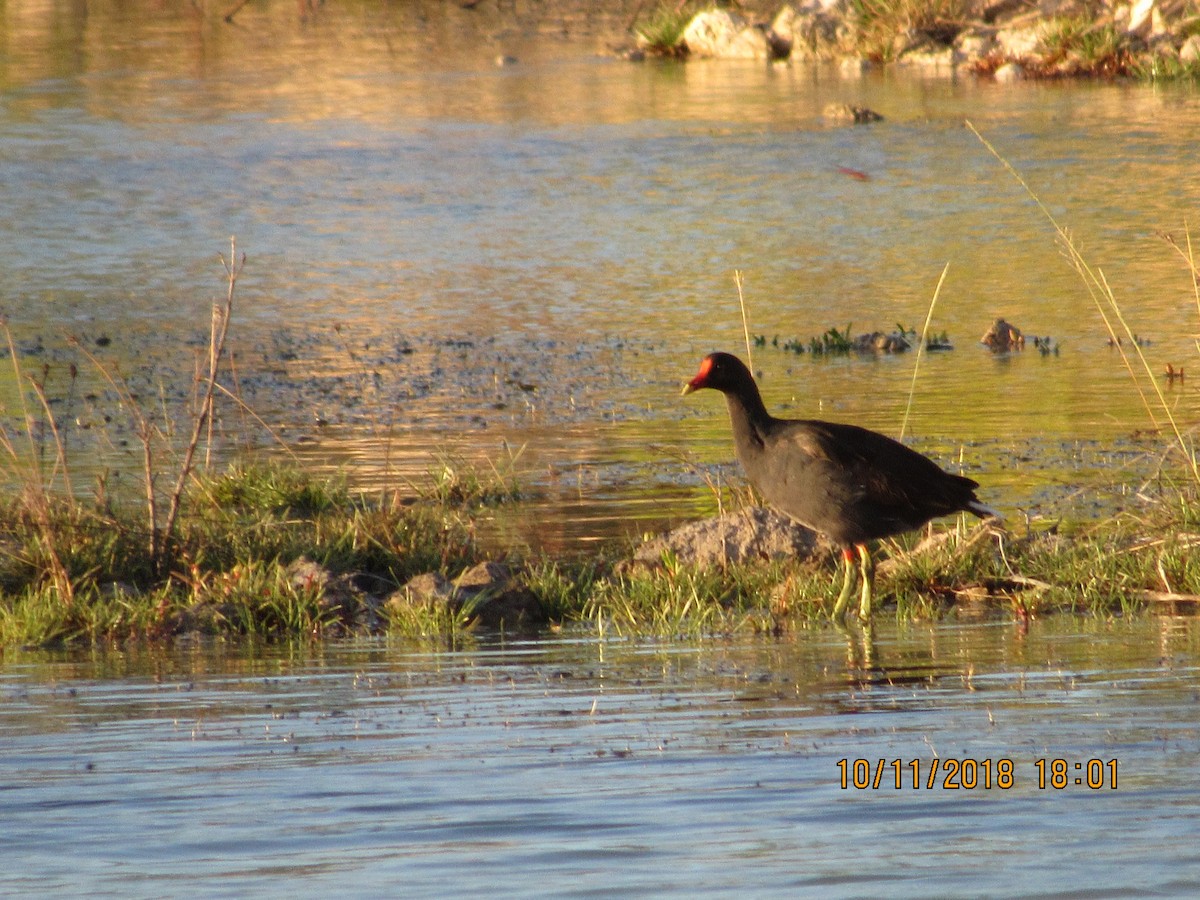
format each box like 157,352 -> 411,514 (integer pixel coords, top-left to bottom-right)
832,547 -> 858,619
856,544 -> 876,621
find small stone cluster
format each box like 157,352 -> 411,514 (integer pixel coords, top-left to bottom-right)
639,0 -> 1200,80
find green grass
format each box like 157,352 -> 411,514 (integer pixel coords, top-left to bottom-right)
634,1 -> 705,57
0,461 -> 486,646
418,446 -> 524,508
850,0 -> 968,61
1133,53 -> 1200,82
2,454 -> 1199,647
1032,17 -> 1132,77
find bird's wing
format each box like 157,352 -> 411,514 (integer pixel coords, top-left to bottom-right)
786,420 -> 977,510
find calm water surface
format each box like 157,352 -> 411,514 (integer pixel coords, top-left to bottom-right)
2,1 -> 1200,551
4,7 -> 1200,895
4,617 -> 1200,897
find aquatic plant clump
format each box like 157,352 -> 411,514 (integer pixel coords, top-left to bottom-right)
754,325 -> 950,356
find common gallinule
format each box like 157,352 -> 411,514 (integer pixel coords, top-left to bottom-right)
682,352 -> 996,620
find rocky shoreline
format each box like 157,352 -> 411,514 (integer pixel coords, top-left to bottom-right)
627,0 -> 1200,81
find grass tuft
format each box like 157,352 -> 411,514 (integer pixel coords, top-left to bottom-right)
850,0 -> 968,61
634,1 -> 703,56
419,446 -> 524,508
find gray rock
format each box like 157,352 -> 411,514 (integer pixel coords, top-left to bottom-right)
631,506 -> 821,570
993,61 -> 1026,81
774,4 -> 845,61
980,317 -> 1026,349
1180,33 -> 1200,62
392,560 -> 543,628
995,25 -> 1040,57
286,556 -> 332,593
955,27 -> 998,61
285,556 -> 376,629
681,9 -> 773,59
822,102 -> 884,124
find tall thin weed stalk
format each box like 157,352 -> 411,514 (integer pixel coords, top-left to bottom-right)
899,261 -> 950,441
160,240 -> 243,561
735,269 -> 753,369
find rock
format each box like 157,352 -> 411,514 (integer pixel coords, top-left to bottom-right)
395,570 -> 453,604
955,27 -> 998,62
995,25 -> 1040,57
822,102 -> 884,124
1125,0 -> 1169,39
286,556 -> 332,592
993,61 -> 1026,81
285,556 -> 373,628
1180,34 -> 1200,62
854,331 -> 911,353
631,506 -> 821,570
391,560 -> 543,628
773,4 -> 846,61
681,9 -> 774,59
839,57 -> 873,76
980,317 -> 1026,350
900,46 -> 959,69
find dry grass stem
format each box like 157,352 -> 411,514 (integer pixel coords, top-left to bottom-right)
735,269 -> 753,370
899,261 -> 950,441
159,237 -> 243,570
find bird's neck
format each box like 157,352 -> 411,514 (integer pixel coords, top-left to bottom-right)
724,385 -> 773,444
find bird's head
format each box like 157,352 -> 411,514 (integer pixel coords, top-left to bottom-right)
681,352 -> 752,396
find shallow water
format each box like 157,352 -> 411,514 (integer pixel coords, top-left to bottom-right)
2,2 -> 1199,552
4,7 -> 1200,894
4,616 -> 1200,897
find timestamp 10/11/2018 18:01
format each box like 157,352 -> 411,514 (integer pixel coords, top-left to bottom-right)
837,758 -> 1119,791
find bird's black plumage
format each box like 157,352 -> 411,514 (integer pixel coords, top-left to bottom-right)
683,351 -> 994,618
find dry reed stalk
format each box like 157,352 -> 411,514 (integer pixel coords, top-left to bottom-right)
734,269 -> 753,370
0,322 -> 75,604
157,238 -> 243,571
899,262 -> 950,442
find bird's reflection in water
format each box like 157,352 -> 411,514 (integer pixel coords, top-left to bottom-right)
839,618 -> 878,676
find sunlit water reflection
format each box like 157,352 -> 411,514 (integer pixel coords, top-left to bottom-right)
4,617 -> 1200,896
